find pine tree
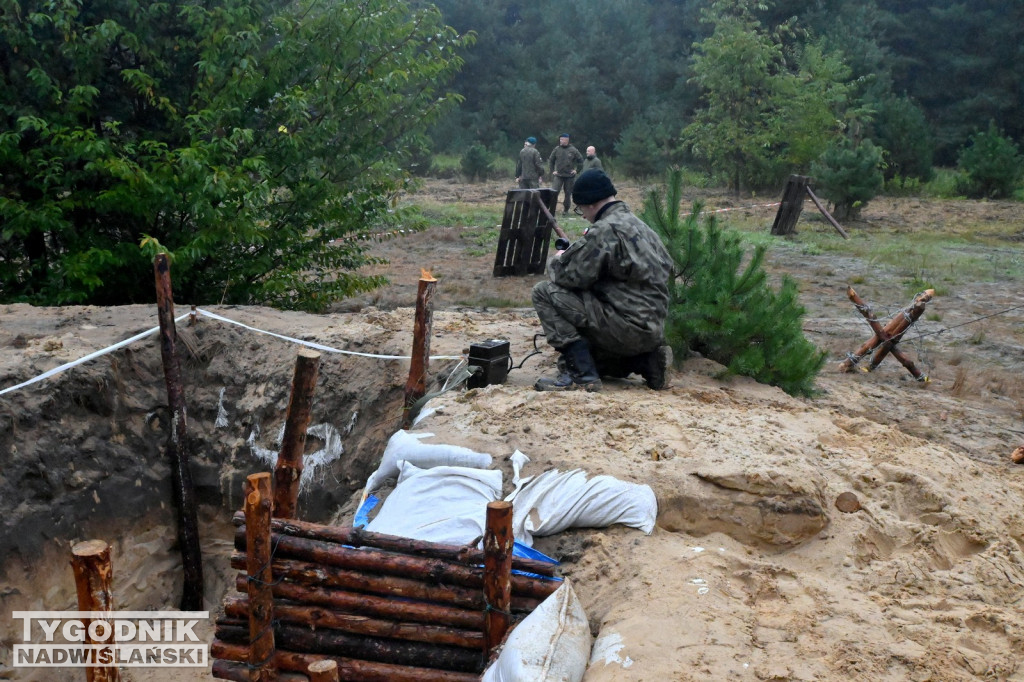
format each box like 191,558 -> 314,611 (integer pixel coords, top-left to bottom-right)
642,169 -> 826,396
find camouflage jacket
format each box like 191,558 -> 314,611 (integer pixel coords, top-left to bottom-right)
549,201 -> 672,341
516,145 -> 544,181
548,144 -> 583,177
582,155 -> 603,173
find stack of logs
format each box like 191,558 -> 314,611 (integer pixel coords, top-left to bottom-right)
211,479 -> 561,682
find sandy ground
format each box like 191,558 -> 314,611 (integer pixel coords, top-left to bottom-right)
2,178 -> 1024,680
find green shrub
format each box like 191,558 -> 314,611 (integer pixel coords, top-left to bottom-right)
810,138 -> 884,221
872,95 -> 935,181
642,169 -> 826,396
957,122 -> 1022,199
460,144 -> 493,182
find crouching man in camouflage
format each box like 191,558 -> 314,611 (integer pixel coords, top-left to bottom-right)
532,169 -> 674,391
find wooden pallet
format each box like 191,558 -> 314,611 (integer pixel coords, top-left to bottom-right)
493,188 -> 558,277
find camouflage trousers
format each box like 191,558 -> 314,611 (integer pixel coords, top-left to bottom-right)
549,174 -> 575,212
531,280 -> 663,355
518,178 -> 540,189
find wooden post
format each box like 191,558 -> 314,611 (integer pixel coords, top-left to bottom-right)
805,186 -> 849,239
404,272 -> 437,422
244,473 -> 277,682
482,501 -> 514,657
273,349 -> 321,519
770,175 -> 809,236
71,540 -> 120,682
307,660 -> 339,682
153,253 -> 204,611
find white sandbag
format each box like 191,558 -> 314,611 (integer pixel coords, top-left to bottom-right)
362,430 -> 493,500
507,469 -> 657,546
364,462 -> 502,545
482,580 -> 591,682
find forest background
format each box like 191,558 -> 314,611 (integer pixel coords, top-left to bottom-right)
1,0 -> 1022,311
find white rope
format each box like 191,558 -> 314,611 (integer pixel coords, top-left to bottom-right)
195,308 -> 462,361
0,312 -> 191,397
0,307 -> 464,397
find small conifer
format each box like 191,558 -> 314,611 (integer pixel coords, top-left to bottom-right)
642,169 -> 826,396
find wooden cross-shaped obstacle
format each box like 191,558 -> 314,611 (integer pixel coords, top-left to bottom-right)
839,286 -> 933,381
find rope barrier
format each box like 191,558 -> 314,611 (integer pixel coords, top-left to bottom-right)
0,312 -> 192,397
0,307 -> 463,398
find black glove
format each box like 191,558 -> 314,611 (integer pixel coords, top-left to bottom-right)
555,237 -> 570,251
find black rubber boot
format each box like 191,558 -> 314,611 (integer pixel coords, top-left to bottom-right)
535,340 -> 603,392
632,345 -> 673,390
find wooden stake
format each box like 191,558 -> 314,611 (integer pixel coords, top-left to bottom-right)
153,253 -> 203,611
404,273 -> 437,421
483,501 -> 514,656
805,186 -> 849,239
308,660 -> 340,682
70,540 -> 120,682
273,349 -> 322,519
244,473 -> 276,682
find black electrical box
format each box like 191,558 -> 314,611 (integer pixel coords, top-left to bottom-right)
467,339 -> 511,388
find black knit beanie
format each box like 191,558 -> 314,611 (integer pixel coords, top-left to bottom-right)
572,169 -> 616,205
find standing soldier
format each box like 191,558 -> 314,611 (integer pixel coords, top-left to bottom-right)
547,133 -> 584,214
515,137 -> 545,189
582,145 -> 603,173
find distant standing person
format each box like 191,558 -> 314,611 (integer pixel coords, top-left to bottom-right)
582,146 -> 603,173
515,137 -> 545,189
548,133 -> 583,214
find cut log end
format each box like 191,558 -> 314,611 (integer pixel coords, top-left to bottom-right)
72,539 -> 110,558
1011,446 -> 1024,464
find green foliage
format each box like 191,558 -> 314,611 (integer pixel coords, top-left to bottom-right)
641,169 -> 826,396
810,138 -> 884,220
956,122 -> 1022,199
0,0 -> 470,310
683,0 -> 853,193
615,109 -> 679,180
460,144 -> 494,182
872,95 -> 934,181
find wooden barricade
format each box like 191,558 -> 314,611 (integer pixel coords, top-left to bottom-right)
212,503 -> 562,681
493,188 -> 559,277
771,174 -> 849,239
839,287 -> 933,381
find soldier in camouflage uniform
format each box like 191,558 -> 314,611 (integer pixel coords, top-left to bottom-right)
547,133 -> 584,213
532,169 -> 674,391
515,137 -> 545,189
582,146 -> 603,173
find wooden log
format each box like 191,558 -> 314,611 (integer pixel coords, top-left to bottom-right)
216,620 -> 482,673
244,473 -> 277,682
233,575 -> 485,630
770,175 -> 809,236
232,531 -> 560,601
483,502 -> 514,656
212,641 -> 481,682
404,274 -> 437,421
868,290 -> 934,375
274,349 -> 322,519
212,660 -> 307,682
838,286 -> 907,371
308,660 -> 339,682
228,557 -> 545,613
805,186 -> 850,239
153,253 -> 204,611
849,287 -> 929,379
223,595 -> 484,649
70,540 -> 119,682
231,514 -> 558,577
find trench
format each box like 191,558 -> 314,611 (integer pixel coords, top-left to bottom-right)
0,319 -> 414,681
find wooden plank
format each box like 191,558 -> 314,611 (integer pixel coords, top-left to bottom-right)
806,186 -> 850,239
